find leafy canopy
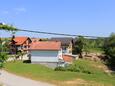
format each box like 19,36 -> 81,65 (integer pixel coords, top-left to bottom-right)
0,24 -> 17,31
0,24 -> 18,68
104,33 -> 115,66
73,36 -> 85,58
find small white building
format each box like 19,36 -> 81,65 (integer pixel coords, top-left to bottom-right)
29,41 -> 62,68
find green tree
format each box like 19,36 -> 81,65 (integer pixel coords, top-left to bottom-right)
0,24 -> 17,68
0,39 -> 9,65
73,36 -> 105,58
96,38 -> 105,48
73,36 -> 85,58
0,52 -> 8,62
0,24 -> 17,31
83,38 -> 91,55
104,33 -> 115,66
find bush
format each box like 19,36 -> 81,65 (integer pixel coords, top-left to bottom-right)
0,52 -> 8,62
82,70 -> 92,74
55,60 -> 93,74
55,66 -> 66,71
23,60 -> 31,63
66,64 -> 80,72
66,64 -> 93,74
0,60 -> 3,69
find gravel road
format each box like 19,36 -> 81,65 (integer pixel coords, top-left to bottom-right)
0,70 -> 55,86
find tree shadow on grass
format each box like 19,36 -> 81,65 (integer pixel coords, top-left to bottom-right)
23,60 -> 31,63
107,65 -> 115,72
97,55 -> 115,73
104,58 -> 115,74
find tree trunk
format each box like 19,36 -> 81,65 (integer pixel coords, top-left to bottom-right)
79,53 -> 83,58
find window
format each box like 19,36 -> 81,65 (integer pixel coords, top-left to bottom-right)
22,46 -> 26,48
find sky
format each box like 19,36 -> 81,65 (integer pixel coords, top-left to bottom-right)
0,0 -> 115,38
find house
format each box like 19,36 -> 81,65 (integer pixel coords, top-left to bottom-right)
29,41 -> 62,68
50,37 -> 75,54
31,38 -> 49,43
62,54 -> 75,63
10,36 -> 32,54
57,54 -> 77,67
31,38 -> 42,42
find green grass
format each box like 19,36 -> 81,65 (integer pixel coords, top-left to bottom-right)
84,47 -> 104,53
70,60 -> 115,85
4,61 -> 78,81
4,60 -> 115,86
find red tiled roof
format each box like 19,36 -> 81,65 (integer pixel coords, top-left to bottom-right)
31,38 -> 41,42
13,37 -> 28,45
29,41 -> 61,50
62,55 -> 74,62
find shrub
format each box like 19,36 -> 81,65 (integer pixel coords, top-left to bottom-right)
82,70 -> 92,74
55,62 -> 93,74
55,60 -> 98,74
0,52 -> 8,62
104,33 -> 115,66
66,64 -> 80,72
66,64 -> 93,74
0,60 -> 3,69
55,66 -> 66,71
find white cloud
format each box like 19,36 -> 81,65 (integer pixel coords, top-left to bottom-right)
1,7 -> 27,15
15,7 -> 27,12
2,10 -> 9,14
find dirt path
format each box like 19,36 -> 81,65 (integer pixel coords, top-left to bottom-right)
0,70 -> 55,86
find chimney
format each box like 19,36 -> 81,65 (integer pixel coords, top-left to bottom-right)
11,35 -> 15,40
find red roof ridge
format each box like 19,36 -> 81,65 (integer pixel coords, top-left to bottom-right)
29,41 -> 61,50
62,54 -> 74,62
14,36 -> 28,38
13,36 -> 29,45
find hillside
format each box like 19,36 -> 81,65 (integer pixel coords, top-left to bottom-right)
4,59 -> 115,86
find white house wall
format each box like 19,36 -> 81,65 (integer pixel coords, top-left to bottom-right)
30,50 -> 59,62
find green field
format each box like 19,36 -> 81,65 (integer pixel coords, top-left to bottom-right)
4,59 -> 115,86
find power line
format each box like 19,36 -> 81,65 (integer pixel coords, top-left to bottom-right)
17,29 -> 107,38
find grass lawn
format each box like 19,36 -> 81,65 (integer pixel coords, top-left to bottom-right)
4,60 -> 115,86
84,47 -> 104,53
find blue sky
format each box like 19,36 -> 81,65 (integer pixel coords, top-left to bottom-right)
0,0 -> 115,38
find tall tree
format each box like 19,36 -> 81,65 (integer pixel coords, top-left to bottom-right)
0,24 -> 17,31
104,33 -> 115,66
0,24 -> 17,66
73,36 -> 85,58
